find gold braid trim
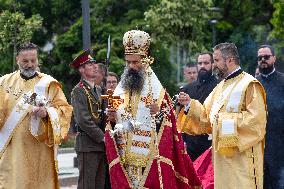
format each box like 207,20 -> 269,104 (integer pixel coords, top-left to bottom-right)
125,152 -> 149,167
174,134 -> 179,142
248,147 -> 259,189
109,157 -> 120,169
157,88 -> 165,107
131,140 -> 150,148
217,135 -> 238,157
218,135 -> 238,148
193,186 -> 203,189
133,128 -> 151,137
54,159 -> 59,173
253,147 -> 260,188
124,90 -> 141,117
82,85 -> 101,119
159,156 -> 189,184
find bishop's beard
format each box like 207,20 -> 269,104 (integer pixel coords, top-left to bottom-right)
121,68 -> 145,93
258,61 -> 274,75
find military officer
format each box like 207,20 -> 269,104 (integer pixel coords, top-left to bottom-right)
70,50 -> 105,189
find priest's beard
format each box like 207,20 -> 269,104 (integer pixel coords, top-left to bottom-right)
258,61 -> 274,75
213,67 -> 224,80
121,68 -> 145,93
198,69 -> 212,81
19,65 -> 37,78
213,65 -> 228,80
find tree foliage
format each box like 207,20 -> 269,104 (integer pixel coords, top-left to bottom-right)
1,0 -> 284,94
270,1 -> 284,55
0,11 -> 42,51
0,10 -> 42,73
268,1 -> 284,71
212,0 -> 275,74
49,0 -> 177,96
145,0 -> 212,53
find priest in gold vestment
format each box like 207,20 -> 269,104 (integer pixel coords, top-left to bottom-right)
178,43 -> 267,189
0,43 -> 73,189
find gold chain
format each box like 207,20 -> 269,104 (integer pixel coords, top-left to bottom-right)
124,90 -> 142,117
82,85 -> 101,119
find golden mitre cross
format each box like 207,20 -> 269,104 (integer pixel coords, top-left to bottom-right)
101,89 -> 123,109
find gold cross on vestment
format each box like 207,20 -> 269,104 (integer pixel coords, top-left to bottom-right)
141,92 -> 157,107
51,119 -> 60,129
101,89 -> 123,110
16,104 -> 25,114
51,118 -> 61,136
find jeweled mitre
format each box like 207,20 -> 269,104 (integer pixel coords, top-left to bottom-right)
123,30 -> 151,56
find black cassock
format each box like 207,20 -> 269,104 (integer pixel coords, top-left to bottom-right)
257,71 -> 284,189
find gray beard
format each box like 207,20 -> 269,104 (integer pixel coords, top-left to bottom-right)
20,68 -> 36,78
121,68 -> 145,93
212,67 -> 224,80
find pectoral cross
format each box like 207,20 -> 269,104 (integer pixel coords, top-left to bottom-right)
101,89 -> 123,110
141,92 -> 157,108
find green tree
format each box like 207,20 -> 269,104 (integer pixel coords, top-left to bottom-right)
212,0 -> 274,73
269,1 -> 284,71
0,10 -> 42,73
144,0 -> 213,87
0,0 -> 81,46
50,0 -> 177,96
2,0 -> 280,94
145,0 -> 213,54
270,1 -> 284,40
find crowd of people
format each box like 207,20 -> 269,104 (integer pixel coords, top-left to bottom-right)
0,29 -> 283,189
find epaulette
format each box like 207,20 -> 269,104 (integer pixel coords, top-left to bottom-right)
71,82 -> 84,94
79,81 -> 92,91
79,81 -> 84,88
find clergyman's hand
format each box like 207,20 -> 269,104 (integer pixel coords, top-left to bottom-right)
106,108 -> 117,123
178,92 -> 191,106
149,103 -> 159,115
32,106 -> 47,118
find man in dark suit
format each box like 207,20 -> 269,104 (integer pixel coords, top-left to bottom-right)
256,45 -> 284,189
70,50 -> 105,189
182,52 -> 219,161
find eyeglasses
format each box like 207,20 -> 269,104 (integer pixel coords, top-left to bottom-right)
257,55 -> 272,62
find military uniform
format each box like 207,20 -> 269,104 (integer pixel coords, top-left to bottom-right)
70,50 -> 105,189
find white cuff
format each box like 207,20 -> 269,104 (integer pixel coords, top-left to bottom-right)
184,102 -> 191,112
